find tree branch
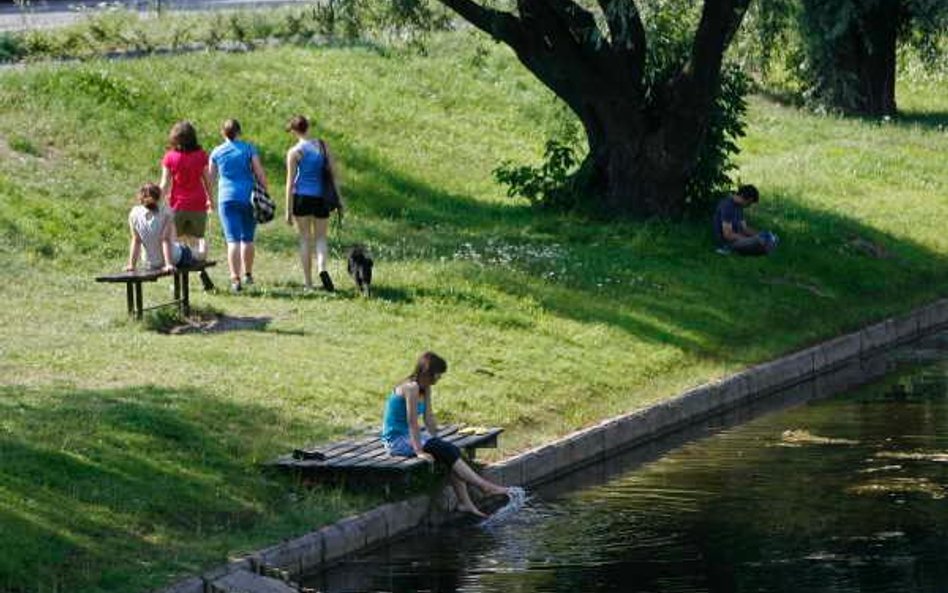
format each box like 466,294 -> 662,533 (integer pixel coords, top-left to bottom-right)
687,0 -> 751,90
437,0 -> 523,46
596,0 -> 647,85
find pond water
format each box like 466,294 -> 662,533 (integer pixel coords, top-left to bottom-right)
304,333 -> 948,593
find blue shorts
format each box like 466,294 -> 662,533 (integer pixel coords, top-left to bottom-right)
219,200 -> 256,243
384,433 -> 460,466
176,244 -> 195,267
384,434 -> 428,457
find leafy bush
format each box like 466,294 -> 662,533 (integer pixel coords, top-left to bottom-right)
1,1 -> 449,63
0,32 -> 25,62
8,136 -> 42,157
493,139 -> 581,210
684,64 -> 751,213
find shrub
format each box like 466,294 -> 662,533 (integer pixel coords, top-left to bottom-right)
0,32 -> 25,62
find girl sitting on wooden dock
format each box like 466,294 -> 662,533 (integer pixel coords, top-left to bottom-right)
382,352 -> 525,518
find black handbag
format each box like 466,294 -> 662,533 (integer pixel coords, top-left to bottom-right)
318,139 -> 342,213
251,179 -> 276,223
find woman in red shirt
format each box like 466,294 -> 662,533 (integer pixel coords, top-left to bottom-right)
159,121 -> 214,289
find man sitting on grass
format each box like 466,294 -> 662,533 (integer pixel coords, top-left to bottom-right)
713,184 -> 778,256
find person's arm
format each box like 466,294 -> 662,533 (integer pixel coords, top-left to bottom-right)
721,221 -> 741,242
251,154 -> 268,191
202,166 -> 214,213
404,386 -> 429,458
422,389 -> 438,435
159,213 -> 176,272
207,160 -> 218,206
126,216 -> 141,271
159,166 -> 172,201
285,148 -> 299,225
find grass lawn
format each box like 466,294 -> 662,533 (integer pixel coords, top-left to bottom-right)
0,32 -> 946,592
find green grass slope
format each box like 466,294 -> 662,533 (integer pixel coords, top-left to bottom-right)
0,34 -> 946,592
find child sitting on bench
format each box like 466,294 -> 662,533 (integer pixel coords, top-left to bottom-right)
125,183 -> 199,272
382,351 -> 525,518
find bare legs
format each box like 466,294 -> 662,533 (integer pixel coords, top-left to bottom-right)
449,457 -> 514,517
226,241 -> 254,285
295,215 -> 315,287
314,217 -> 329,273
295,216 -> 329,288
241,242 -> 254,278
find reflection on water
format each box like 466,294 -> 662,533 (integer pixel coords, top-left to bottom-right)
305,333 -> 948,593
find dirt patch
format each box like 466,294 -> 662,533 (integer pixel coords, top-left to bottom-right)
166,314 -> 272,335
761,276 -> 832,298
847,236 -> 891,259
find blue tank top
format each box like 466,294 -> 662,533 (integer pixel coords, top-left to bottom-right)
381,390 -> 426,442
292,140 -> 326,198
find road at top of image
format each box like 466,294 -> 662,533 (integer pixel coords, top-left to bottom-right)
0,0 -> 314,32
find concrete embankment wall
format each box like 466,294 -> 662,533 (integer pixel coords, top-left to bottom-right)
160,299 -> 948,593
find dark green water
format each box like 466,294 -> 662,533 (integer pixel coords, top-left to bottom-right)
305,336 -> 948,593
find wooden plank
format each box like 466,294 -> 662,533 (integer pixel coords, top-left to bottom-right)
95,260 -> 216,283
293,434 -> 379,460
273,425 -> 501,474
96,270 -> 165,283
325,444 -> 389,468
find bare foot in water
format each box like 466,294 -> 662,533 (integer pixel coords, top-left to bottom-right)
457,503 -> 488,518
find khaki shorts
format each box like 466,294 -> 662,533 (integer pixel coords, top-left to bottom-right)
174,210 -> 208,238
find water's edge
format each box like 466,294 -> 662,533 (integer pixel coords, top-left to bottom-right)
158,299 -> 948,593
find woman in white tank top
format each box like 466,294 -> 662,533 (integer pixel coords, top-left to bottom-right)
126,183 -> 193,272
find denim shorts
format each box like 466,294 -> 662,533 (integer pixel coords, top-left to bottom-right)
383,434 -> 428,457
383,433 -> 460,466
176,244 -> 195,268
219,200 -> 255,243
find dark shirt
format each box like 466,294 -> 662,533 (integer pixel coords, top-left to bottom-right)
713,196 -> 745,246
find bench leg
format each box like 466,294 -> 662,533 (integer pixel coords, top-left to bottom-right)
181,271 -> 190,317
173,272 -> 181,304
134,282 -> 144,320
126,283 -> 134,316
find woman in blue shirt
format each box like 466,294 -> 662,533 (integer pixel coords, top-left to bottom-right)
284,114 -> 341,292
382,352 -> 525,518
209,119 -> 269,292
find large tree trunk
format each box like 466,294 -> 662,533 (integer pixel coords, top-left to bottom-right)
803,0 -> 900,116
576,98 -> 699,218
851,1 -> 899,116
436,0 -> 750,218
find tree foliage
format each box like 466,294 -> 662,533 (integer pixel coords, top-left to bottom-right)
746,0 -> 948,114
435,0 -> 753,218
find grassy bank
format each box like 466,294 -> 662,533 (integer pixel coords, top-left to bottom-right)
0,32 -> 946,592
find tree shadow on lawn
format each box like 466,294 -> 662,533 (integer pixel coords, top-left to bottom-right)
256,130 -> 946,365
469,192 -> 947,364
0,383 -> 358,592
889,109 -> 948,131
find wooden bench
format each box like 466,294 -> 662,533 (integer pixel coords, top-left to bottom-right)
95,260 -> 216,319
271,425 -> 503,483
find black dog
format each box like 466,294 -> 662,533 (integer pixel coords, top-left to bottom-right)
347,246 -> 374,297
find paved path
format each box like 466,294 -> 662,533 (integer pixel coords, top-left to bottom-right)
0,0 -> 313,31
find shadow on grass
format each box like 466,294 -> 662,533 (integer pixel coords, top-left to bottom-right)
892,110 -> 948,131
747,89 -> 947,132
258,131 -> 947,365
0,383 -> 348,592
